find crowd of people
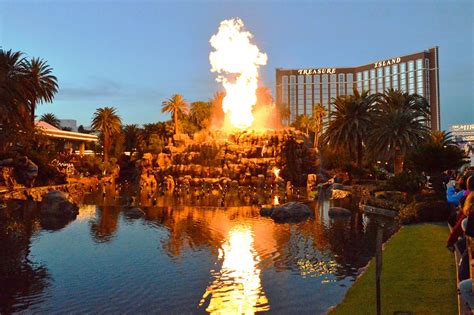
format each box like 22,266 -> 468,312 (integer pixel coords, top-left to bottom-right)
446,166 -> 474,309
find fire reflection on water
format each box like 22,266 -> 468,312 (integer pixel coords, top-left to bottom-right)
199,224 -> 269,314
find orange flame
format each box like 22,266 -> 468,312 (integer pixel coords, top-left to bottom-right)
272,167 -> 280,179
273,195 -> 280,206
209,18 -> 267,130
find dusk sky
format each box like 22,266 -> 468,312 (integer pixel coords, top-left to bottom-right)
1,0 -> 472,129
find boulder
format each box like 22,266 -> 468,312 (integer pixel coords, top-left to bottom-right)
124,207 -> 145,219
40,190 -> 79,225
328,207 -> 352,217
268,202 -> 312,220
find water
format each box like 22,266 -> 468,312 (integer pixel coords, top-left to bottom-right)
0,187 -> 397,314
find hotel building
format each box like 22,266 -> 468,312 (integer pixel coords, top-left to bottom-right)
275,47 -> 440,130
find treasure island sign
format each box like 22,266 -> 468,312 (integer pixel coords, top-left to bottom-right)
296,57 -> 402,75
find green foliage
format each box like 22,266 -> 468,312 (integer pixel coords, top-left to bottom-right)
386,171 -> 425,194
161,94 -> 189,134
322,89 -> 379,168
74,155 -> 103,176
318,145 -> 353,170
145,134 -> 165,154
91,107 -> 122,163
407,131 -> 469,175
368,89 -> 430,173
39,113 -> 60,128
0,49 -> 58,150
398,199 -> 451,224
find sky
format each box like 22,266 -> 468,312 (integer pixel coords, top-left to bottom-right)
0,0 -> 473,130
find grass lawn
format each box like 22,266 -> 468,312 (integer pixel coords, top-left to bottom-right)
331,223 -> 457,315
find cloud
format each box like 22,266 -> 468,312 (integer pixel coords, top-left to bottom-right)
56,77 -> 122,100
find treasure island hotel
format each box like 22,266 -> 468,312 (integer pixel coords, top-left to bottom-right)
275,47 -> 440,131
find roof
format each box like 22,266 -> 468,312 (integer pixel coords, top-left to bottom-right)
35,121 -> 98,142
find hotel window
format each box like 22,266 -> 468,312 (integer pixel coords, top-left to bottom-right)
370,69 -> 376,94
408,61 -> 415,94
289,75 -> 297,123
356,72 -> 362,92
330,74 -> 337,100
363,70 -> 369,92
416,59 -> 424,96
322,74 -> 329,111
314,75 -> 321,105
281,76 -> 288,106
346,73 -> 354,95
384,66 -> 391,91
306,75 -> 313,114
338,73 -> 345,95
400,63 -> 407,92
425,59 -> 430,102
377,68 -> 383,93
392,64 -> 398,90
298,75 -> 305,116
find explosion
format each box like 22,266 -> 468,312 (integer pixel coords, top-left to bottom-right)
209,18 -> 268,130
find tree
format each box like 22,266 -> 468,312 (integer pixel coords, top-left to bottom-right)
190,101 -> 212,130
91,107 -> 122,164
22,57 -> 58,123
292,114 -> 312,135
123,124 -> 142,155
369,89 -> 430,173
39,113 -> 61,128
161,94 -> 189,134
408,131 -> 468,175
322,89 -> 378,169
0,50 -> 31,139
312,103 -> 326,148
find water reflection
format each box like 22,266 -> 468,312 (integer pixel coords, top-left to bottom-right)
200,224 -> 269,314
89,206 -> 121,243
0,202 -> 50,313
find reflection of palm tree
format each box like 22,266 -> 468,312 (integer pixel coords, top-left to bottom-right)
0,204 -> 50,313
90,206 -> 121,243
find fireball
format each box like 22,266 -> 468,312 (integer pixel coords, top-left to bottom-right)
209,18 -> 267,130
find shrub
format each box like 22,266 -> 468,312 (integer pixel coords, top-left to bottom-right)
386,171 -> 425,194
398,199 -> 451,224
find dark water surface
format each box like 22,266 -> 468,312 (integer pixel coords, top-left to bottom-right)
0,188 -> 397,314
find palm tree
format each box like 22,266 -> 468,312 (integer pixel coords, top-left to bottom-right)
22,57 -> 58,123
0,49 -> 30,127
91,107 -> 122,164
312,103 -> 326,148
429,130 -> 455,147
190,101 -> 212,129
39,113 -> 61,128
123,124 -> 143,154
322,89 -> 379,169
369,89 -> 430,173
161,94 -> 189,134
293,114 -> 312,135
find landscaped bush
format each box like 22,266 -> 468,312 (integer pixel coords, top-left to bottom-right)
73,155 -> 103,176
398,199 -> 451,224
385,171 -> 425,194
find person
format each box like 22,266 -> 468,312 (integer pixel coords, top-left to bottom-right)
458,195 -> 474,308
447,190 -> 473,251
447,176 -> 467,207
